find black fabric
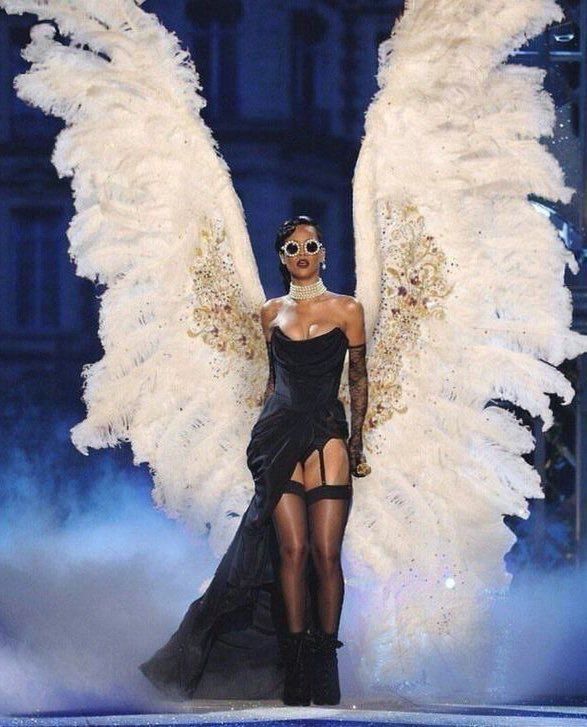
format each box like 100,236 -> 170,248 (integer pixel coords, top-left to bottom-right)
347,342 -> 368,475
263,339 -> 276,404
139,325 -> 353,700
306,484 -> 352,506
281,479 -> 306,497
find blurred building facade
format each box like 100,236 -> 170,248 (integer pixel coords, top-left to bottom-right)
0,0 -> 403,397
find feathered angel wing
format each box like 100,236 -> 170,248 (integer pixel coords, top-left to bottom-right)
345,0 -> 587,695
1,0 -> 267,554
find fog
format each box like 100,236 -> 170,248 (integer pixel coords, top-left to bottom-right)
0,404 -> 585,715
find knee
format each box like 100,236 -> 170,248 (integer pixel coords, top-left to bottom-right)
310,544 -> 342,574
280,539 -> 309,566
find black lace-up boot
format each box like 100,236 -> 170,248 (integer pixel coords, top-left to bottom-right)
308,626 -> 344,705
281,630 -> 312,706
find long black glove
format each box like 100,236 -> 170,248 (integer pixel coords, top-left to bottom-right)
347,342 -> 370,477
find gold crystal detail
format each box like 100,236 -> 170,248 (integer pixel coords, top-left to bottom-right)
345,201 -> 454,438
187,217 -> 265,409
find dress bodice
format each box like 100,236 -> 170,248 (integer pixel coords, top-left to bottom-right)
270,325 -> 348,411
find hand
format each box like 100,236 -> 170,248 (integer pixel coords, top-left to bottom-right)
348,436 -> 371,477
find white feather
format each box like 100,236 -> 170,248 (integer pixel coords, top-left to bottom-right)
1,0 -> 266,548
350,0 -> 587,693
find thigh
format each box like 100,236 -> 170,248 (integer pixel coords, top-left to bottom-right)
290,460 -> 304,485
273,461 -> 308,549
302,437 -> 350,490
302,438 -> 351,551
307,497 -> 350,560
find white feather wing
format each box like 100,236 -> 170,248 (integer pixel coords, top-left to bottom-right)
2,0 -> 267,554
345,0 -> 587,694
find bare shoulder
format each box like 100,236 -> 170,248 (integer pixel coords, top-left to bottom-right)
331,293 -> 365,345
331,293 -> 364,322
260,296 -> 286,339
260,296 -> 285,319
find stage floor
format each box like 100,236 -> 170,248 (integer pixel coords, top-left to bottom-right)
3,700 -> 587,727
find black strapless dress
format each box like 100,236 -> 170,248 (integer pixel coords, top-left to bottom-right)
139,325 -> 352,699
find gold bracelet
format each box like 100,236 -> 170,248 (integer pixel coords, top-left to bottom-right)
355,462 -> 371,476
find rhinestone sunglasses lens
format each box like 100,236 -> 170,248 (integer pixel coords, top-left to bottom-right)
282,238 -> 322,256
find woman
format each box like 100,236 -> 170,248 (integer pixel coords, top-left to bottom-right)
260,214 -> 369,705
140,214 -> 370,706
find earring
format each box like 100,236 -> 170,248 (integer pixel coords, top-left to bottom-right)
321,259 -> 326,270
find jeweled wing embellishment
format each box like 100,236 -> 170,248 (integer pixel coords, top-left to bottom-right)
341,202 -> 455,442
187,217 -> 265,407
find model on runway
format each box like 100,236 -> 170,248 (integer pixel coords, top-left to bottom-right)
5,0 -> 587,703
140,214 -> 371,705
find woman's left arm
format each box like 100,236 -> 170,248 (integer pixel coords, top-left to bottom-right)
345,299 -> 370,477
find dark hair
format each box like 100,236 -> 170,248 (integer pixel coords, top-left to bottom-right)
274,214 -> 324,292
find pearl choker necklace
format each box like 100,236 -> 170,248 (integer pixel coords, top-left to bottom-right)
288,277 -> 327,300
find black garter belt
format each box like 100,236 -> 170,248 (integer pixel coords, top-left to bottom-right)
281,439 -> 352,506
